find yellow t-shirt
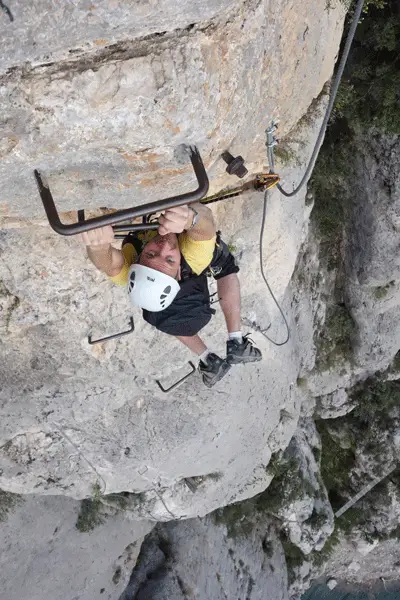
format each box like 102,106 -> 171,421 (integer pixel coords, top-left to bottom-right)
110,231 -> 216,286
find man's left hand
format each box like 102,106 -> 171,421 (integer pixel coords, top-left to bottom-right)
158,205 -> 191,236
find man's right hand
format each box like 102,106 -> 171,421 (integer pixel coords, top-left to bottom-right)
80,225 -> 115,248
82,225 -> 124,277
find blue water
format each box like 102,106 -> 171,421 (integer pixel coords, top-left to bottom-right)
302,583 -> 400,600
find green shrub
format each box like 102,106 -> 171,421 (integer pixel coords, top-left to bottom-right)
311,505 -> 376,567
262,539 -> 274,558
311,527 -> 341,566
304,508 -> 327,531
207,471 -> 223,481
351,378 -> 400,427
374,281 -> 394,300
316,377 -> 399,510
310,0 -> 400,284
312,447 -> 321,463
274,145 -> 299,166
296,377 -> 308,389
315,304 -> 356,369
280,536 -> 307,584
213,501 -> 254,539
75,484 -> 134,532
334,2 -> 400,133
0,489 -> 22,522
308,125 -> 356,274
258,457 -> 315,515
76,493 -> 104,532
393,353 -> 400,368
316,419 -> 356,507
336,506 -> 370,535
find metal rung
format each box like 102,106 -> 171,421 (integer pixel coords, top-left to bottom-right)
155,362 -> 196,393
34,146 -> 209,236
88,317 -> 135,345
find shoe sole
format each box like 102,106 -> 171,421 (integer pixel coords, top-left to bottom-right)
227,354 -> 263,365
202,362 -> 231,388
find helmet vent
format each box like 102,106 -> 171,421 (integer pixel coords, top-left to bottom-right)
128,271 -> 136,292
160,285 -> 172,301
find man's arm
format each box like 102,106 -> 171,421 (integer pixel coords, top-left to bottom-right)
81,226 -> 125,277
158,202 -> 216,240
81,203 -> 215,276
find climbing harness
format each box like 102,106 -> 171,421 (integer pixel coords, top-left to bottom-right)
34,154 -> 279,325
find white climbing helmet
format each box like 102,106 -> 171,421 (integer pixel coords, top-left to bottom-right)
127,264 -> 180,312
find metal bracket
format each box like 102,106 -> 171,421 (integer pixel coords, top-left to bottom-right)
254,173 -> 280,191
112,222 -> 159,239
88,317 -> 135,345
266,119 -> 279,134
155,361 -> 196,393
265,120 -> 280,174
209,292 -> 220,305
34,146 -> 209,236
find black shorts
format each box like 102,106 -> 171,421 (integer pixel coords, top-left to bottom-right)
207,235 -> 240,280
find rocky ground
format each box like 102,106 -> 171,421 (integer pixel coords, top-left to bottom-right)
327,539 -> 400,590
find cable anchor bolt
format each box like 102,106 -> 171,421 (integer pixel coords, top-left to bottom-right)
221,151 -> 248,179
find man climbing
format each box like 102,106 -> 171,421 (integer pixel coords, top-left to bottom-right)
81,203 -> 262,387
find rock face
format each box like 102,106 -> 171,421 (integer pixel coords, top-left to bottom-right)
0,0 -> 346,516
0,493 -> 152,600
5,1 -> 400,599
0,0 -> 345,218
345,132 -> 400,372
270,419 -> 334,556
0,190 -> 301,512
296,129 -> 400,401
121,515 -> 289,600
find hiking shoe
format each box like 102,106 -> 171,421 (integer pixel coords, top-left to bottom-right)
198,353 -> 231,388
226,335 -> 262,364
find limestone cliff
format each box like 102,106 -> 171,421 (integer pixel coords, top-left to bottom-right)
3,1 -> 400,599
0,0 -> 345,512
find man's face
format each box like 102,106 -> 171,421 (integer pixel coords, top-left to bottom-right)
139,233 -> 181,279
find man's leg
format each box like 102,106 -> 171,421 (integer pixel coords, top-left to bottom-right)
176,334 -> 208,356
217,273 -> 262,364
175,334 -> 231,388
217,273 -> 241,334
